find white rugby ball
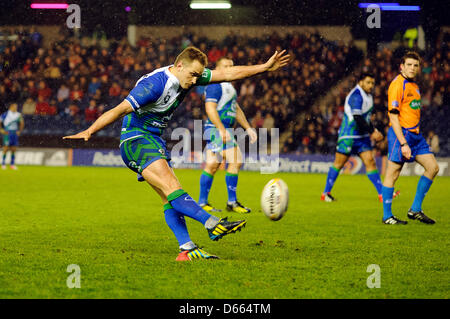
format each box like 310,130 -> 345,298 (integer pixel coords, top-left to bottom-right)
260,178 -> 289,221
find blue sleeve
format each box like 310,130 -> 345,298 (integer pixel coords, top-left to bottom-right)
348,89 -> 363,115
125,74 -> 165,111
204,84 -> 222,103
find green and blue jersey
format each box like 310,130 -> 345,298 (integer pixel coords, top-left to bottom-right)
338,84 -> 374,142
120,65 -> 212,145
204,82 -> 237,130
0,110 -> 22,133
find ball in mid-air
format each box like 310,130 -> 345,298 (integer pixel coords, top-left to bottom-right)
260,178 -> 289,221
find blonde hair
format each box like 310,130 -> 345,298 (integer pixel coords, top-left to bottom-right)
174,46 -> 208,66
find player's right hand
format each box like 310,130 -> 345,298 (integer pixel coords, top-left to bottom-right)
401,144 -> 411,160
63,129 -> 91,141
265,50 -> 291,72
219,128 -> 231,144
246,128 -> 257,144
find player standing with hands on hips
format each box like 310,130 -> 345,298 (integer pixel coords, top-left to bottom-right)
381,51 -> 439,225
64,47 -> 290,260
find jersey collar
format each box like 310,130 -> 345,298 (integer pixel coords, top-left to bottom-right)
165,65 -> 180,87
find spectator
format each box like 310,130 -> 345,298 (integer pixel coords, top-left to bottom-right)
88,77 -> 101,97
251,111 -> 264,129
70,84 -> 83,102
263,113 -> 275,130
427,131 -> 440,154
57,84 -> 70,101
35,95 -> 51,115
109,82 -> 121,97
37,80 -> 51,101
22,97 -> 37,115
85,100 -> 99,122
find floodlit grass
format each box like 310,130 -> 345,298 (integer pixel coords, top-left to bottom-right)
0,166 -> 448,298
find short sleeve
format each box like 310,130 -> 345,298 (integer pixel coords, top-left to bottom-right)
388,79 -> 403,112
204,84 -> 222,103
348,90 -> 363,115
125,75 -> 165,111
196,68 -> 212,86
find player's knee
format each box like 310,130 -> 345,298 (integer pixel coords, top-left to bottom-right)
333,161 -> 344,170
205,166 -> 217,175
228,162 -> 241,174
428,163 -> 439,177
365,159 -> 377,171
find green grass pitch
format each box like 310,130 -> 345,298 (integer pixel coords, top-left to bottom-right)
0,166 -> 448,299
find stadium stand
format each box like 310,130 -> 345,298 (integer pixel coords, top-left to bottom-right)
0,26 -> 448,155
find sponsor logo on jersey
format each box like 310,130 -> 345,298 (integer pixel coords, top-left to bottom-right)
163,94 -> 171,103
409,99 -> 421,110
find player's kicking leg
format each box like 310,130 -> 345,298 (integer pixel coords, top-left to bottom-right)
321,152 -> 348,202
223,145 -> 251,213
406,153 -> 439,224
198,149 -> 222,212
381,160 -> 407,224
141,158 -> 247,242
149,183 -> 219,261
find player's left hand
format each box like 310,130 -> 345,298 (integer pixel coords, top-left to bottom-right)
401,144 -> 411,160
63,129 -> 91,141
265,50 -> 291,72
246,128 -> 257,144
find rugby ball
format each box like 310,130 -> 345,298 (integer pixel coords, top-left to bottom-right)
261,178 -> 289,221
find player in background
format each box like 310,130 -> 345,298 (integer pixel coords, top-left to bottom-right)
64,47 -> 290,260
381,51 -> 439,225
1,103 -> 24,170
321,73 -> 391,202
198,57 -> 258,214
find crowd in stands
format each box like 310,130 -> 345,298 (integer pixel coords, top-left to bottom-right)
0,26 -> 448,155
0,25 -> 361,141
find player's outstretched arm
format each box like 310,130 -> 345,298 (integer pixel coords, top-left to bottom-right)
63,100 -> 133,141
210,50 -> 290,83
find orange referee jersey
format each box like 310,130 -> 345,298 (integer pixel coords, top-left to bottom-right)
387,74 -> 421,133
